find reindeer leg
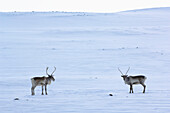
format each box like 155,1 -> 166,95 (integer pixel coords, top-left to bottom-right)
129,84 -> 134,93
45,85 -> 48,95
42,86 -> 44,95
129,85 -> 132,93
131,85 -> 134,93
141,83 -> 146,93
31,86 -> 36,95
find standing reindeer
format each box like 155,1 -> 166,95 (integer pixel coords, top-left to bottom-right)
31,67 -> 56,95
118,67 -> 147,93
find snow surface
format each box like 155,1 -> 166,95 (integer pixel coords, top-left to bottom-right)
0,7 -> 170,113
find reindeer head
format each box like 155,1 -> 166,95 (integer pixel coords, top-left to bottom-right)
46,67 -> 56,81
118,67 -> 130,79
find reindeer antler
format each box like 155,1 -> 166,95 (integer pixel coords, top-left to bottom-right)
46,67 -> 50,76
118,68 -> 124,75
51,67 -> 56,75
125,67 -> 130,75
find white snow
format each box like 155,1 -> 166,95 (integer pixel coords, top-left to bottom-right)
0,7 -> 170,113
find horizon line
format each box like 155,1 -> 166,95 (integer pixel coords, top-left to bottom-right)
0,7 -> 170,14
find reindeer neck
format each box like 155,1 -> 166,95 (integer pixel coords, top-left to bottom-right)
45,76 -> 52,84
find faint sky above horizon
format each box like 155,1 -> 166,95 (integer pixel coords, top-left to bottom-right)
0,0 -> 170,13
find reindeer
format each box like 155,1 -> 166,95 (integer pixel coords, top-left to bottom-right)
31,67 -> 56,95
118,67 -> 147,93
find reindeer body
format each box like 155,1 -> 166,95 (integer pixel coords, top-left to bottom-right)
122,75 -> 146,85
119,68 -> 147,93
31,67 -> 56,95
31,76 -> 52,86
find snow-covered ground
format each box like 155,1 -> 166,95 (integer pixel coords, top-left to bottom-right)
0,7 -> 170,113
